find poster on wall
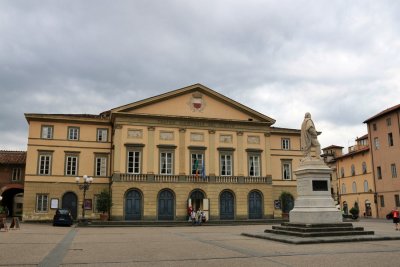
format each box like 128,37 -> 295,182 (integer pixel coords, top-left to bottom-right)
84,199 -> 92,210
50,198 -> 59,209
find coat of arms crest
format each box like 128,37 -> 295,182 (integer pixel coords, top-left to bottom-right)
188,92 -> 206,112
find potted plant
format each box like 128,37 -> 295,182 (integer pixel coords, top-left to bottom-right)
96,190 -> 112,221
280,191 -> 294,219
349,202 -> 359,220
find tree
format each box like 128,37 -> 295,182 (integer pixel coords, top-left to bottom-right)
96,190 -> 112,214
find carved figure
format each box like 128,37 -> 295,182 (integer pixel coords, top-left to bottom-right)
301,112 -> 321,158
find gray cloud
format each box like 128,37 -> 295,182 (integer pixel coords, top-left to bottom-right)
1,0 -> 399,151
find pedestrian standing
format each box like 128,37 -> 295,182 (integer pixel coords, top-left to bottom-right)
392,208 -> 399,230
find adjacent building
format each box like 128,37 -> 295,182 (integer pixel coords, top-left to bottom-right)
0,151 -> 26,217
321,145 -> 343,203
336,135 -> 376,217
23,84 -> 302,221
364,104 -> 400,218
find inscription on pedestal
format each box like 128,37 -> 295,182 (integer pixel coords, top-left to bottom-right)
312,180 -> 328,191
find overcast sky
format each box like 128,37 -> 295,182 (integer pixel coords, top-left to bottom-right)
1,1 -> 399,152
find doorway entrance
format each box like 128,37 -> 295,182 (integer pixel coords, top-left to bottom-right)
248,190 -> 263,219
62,192 -> 78,219
220,190 -> 234,220
125,189 -> 142,220
158,189 -> 174,220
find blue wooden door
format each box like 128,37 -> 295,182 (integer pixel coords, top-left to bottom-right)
220,191 -> 234,220
158,190 -> 174,220
248,191 -> 262,219
125,190 -> 142,220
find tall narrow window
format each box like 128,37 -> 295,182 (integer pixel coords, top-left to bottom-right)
374,137 -> 380,150
65,155 -> 78,176
160,152 -> 173,175
380,195 -> 385,207
97,128 -> 108,142
362,162 -> 367,174
127,151 -> 141,174
41,125 -> 54,139
395,194 -> 400,207
388,133 -> 394,146
363,180 -> 368,192
373,123 -> 377,131
12,168 -> 22,181
38,154 -> 52,175
220,154 -> 232,176
341,167 -> 345,178
281,138 -> 290,150
191,153 -> 204,176
282,161 -> 292,180
377,166 -> 382,179
386,117 -> 392,126
351,164 -> 355,176
248,155 -> 261,177
95,156 -> 107,176
391,164 -> 397,178
352,182 -> 357,193
341,183 -> 346,194
36,194 -> 48,212
68,127 -> 79,140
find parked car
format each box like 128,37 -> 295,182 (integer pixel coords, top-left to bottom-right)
53,209 -> 73,226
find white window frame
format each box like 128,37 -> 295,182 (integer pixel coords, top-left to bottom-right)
97,128 -> 108,142
282,138 -> 290,150
160,151 -> 173,175
36,194 -> 48,212
38,154 -> 52,175
95,156 -> 108,176
282,161 -> 292,180
220,153 -> 232,176
391,164 -> 397,178
248,155 -> 261,177
12,168 -> 22,181
352,182 -> 357,193
374,137 -> 380,150
65,155 -> 78,176
341,183 -> 346,194
68,127 -> 80,140
41,125 -> 53,139
127,150 -> 141,174
191,153 -> 204,176
363,180 -> 369,192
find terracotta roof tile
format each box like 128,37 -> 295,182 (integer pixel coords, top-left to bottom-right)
0,151 -> 27,164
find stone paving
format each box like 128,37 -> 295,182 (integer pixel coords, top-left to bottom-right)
1,219 -> 400,266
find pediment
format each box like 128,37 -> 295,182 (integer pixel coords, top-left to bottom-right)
110,84 -> 275,124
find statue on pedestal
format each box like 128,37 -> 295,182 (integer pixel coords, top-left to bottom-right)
301,112 -> 321,159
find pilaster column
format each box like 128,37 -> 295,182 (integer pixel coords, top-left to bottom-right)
264,132 -> 272,175
179,128 -> 186,175
147,126 -> 155,174
236,131 -> 244,176
113,124 -> 123,173
208,130 -> 216,176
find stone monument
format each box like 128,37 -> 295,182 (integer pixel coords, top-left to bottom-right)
289,112 -> 342,223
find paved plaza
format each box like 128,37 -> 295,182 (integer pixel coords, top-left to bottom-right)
1,219 -> 400,267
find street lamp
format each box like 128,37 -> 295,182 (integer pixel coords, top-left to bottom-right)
75,175 -> 93,220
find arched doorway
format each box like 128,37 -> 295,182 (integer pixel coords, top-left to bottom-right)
248,190 -> 263,219
189,190 -> 205,211
158,189 -> 175,220
62,192 -> 78,219
0,187 -> 23,217
220,190 -> 234,220
125,189 -> 142,220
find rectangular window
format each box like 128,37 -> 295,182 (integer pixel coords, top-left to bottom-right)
391,164 -> 397,178
38,154 -> 52,175
12,168 -> 22,181
374,137 -> 380,150
282,138 -> 290,150
386,117 -> 392,126
36,194 -> 48,212
65,155 -> 78,176
95,156 -> 107,176
373,123 -> 377,131
282,161 -> 292,180
160,152 -> 173,175
248,155 -> 260,177
388,133 -> 394,146
220,154 -> 232,176
377,166 -> 382,179
395,194 -> 400,207
191,153 -> 204,175
41,125 -> 53,139
127,151 -> 141,174
68,127 -> 80,140
97,128 -> 108,142
380,195 -> 385,207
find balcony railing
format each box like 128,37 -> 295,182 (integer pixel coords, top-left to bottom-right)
115,173 -> 272,184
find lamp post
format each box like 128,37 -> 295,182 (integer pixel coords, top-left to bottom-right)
75,175 -> 93,220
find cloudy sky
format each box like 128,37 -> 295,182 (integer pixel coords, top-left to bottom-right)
1,1 -> 399,152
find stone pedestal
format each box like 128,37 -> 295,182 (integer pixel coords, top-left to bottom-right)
289,158 -> 342,224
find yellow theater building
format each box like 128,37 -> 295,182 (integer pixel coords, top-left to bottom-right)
23,84 -> 302,221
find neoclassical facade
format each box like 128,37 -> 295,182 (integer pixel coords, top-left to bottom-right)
23,84 -> 302,221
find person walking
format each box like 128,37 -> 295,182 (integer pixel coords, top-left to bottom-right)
392,208 -> 399,230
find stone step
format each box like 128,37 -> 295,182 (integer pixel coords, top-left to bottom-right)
272,225 -> 365,233
265,229 -> 375,238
